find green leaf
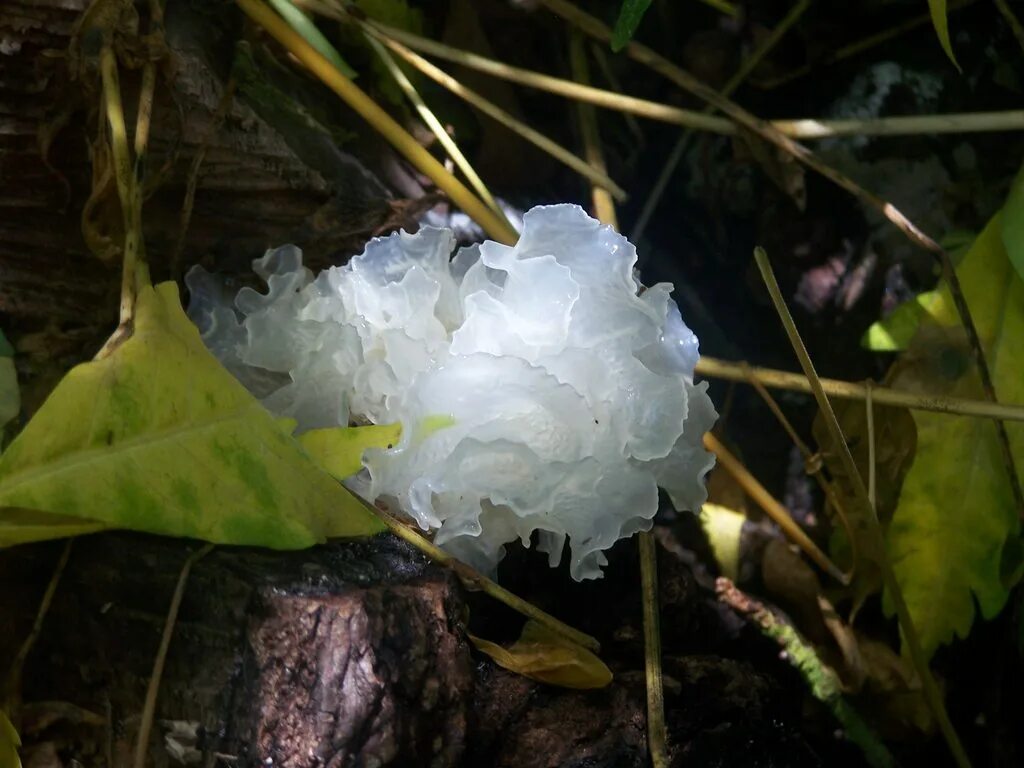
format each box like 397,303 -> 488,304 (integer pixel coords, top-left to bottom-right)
611,0 -> 653,52
927,0 -> 961,70
267,0 -> 357,78
861,290 -> 944,352
0,280 -> 383,548
0,330 -> 19,431
699,503 -> 745,581
299,423 -> 402,480
0,711 -> 20,768
884,212 -> 1023,658
1001,165 -> 1024,282
470,620 -> 613,689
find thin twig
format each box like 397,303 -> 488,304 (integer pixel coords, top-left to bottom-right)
753,0 -> 978,89
638,532 -> 668,768
695,356 -> 1024,423
994,0 -> 1024,53
4,540 -> 73,705
538,0 -> 1022,518
717,578 -> 895,768
743,366 -> 858,582
866,382 -> 876,509
364,33 -> 508,223
569,30 -> 617,228
363,28 -> 628,201
632,0 -> 810,241
98,46 -> 139,333
133,543 -> 214,768
372,505 -> 601,653
348,21 -> 1024,140
753,247 -> 972,768
704,432 -> 848,583
235,0 -> 518,245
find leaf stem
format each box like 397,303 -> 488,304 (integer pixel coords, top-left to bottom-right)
133,543 -> 214,768
753,247 -> 972,768
639,532 -> 668,768
704,433 -> 849,584
694,356 -> 1024,423
364,33 -> 508,223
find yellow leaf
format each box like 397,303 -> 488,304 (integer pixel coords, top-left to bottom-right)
0,281 -> 383,548
0,711 -> 20,768
470,620 -> 612,689
699,503 -> 745,581
884,212 -> 1023,657
299,423 -> 402,480
927,0 -> 961,70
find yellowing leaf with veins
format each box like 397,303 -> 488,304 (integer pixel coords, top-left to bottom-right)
470,620 -> 612,689
0,280 -> 383,547
884,212 -> 1023,658
0,711 -> 20,768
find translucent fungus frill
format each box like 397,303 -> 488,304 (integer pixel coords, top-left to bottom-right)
187,204 -> 717,579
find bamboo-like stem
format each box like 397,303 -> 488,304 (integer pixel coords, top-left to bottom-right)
632,0 -> 810,241
96,46 -> 141,359
638,532 -> 668,768
568,30 -> 617,228
353,21 -> 1024,141
133,543 -> 214,768
537,0 -> 1022,521
743,367 -> 858,582
994,0 -> 1024,53
365,29 -> 628,201
694,356 -> 1024,423
704,432 -> 848,584
365,33 -> 508,224
235,0 -> 518,245
753,247 -> 972,768
866,382 -> 877,509
372,505 -> 601,653
565,45 -> 667,765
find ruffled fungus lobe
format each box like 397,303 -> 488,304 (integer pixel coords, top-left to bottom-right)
188,205 -> 717,579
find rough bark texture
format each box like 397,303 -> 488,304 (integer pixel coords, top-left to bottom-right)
0,0 -> 401,351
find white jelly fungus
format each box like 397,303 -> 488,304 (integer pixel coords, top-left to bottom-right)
187,204 -> 717,579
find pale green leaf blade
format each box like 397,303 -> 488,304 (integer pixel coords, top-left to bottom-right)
0,281 -> 383,548
861,291 -> 944,352
1001,165 -> 1024,282
611,0 -> 653,52
0,330 -> 19,431
699,503 -> 745,581
0,711 -> 20,768
884,213 -> 1023,657
470,620 -> 612,689
927,0 -> 961,69
299,423 -> 402,480
267,0 -> 357,78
